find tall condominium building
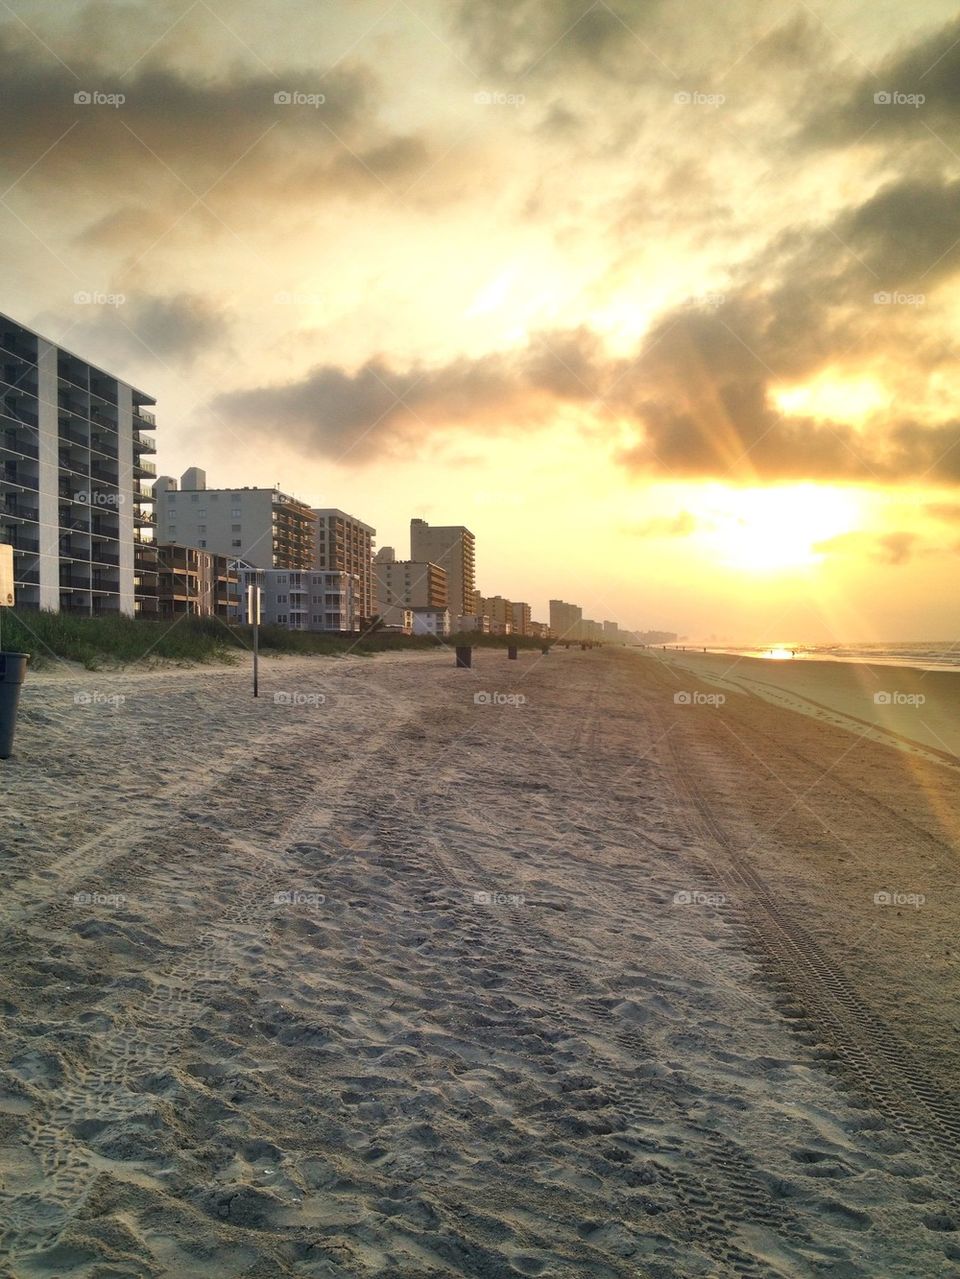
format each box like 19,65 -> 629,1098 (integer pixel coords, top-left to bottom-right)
154,468 -> 316,570
410,518 -> 475,622
480,594 -> 514,635
155,544 -> 238,619
237,566 -> 359,632
313,508 -> 375,621
549,599 -> 582,639
511,601 -> 532,636
0,311 -> 157,616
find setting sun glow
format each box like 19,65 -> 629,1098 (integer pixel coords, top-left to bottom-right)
700,486 -> 860,573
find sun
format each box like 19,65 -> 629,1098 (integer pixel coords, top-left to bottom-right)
700,485 -> 860,573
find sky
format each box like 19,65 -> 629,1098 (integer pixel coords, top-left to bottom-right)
3,0 -> 960,641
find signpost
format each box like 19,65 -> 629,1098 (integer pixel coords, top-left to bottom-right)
248,583 -> 262,698
0,544 -> 29,759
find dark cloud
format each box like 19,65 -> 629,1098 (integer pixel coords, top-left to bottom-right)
0,30 -> 438,243
800,15 -> 960,150
453,0 -> 664,80
58,292 -> 230,371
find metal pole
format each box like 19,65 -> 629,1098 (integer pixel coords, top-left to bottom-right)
248,583 -> 261,697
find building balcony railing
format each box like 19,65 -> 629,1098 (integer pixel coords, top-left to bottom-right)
92,551 -> 120,568
60,574 -> 91,590
16,569 -> 40,586
2,436 -> 39,461
4,500 -> 39,521
135,458 -> 157,476
133,408 -> 156,425
133,432 -> 156,453
9,535 -> 40,553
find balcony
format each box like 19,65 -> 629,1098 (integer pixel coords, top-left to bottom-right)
60,574 -> 91,590
16,568 -> 40,587
135,458 -> 157,477
7,533 -> 39,553
133,407 -> 156,426
133,432 -> 156,453
4,499 -> 39,522
92,550 -> 120,568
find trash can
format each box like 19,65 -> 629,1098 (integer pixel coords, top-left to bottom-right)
541,645 -> 549,655
0,652 -> 29,759
455,646 -> 472,669
507,645 -> 518,660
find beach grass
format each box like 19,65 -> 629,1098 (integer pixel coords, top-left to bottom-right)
0,609 -> 551,669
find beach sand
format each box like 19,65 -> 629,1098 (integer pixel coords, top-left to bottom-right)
0,646 -> 958,1277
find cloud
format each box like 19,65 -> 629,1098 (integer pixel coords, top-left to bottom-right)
625,511 -> 699,537
52,292 -> 230,371
454,0 -> 665,81
814,530 -> 921,565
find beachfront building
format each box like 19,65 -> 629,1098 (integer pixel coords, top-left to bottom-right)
411,607 -> 451,636
155,469 -> 316,571
0,311 -> 157,616
603,620 -> 620,639
582,619 -> 604,642
511,601 -> 532,636
549,599 -> 582,640
155,543 -> 238,618
410,518 -> 475,626
313,508 -> 376,622
479,595 -> 514,635
237,566 -> 360,632
375,546 -> 448,620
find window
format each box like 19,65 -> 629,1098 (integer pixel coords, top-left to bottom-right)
276,575 -> 287,585
191,494 -> 198,502
231,524 -> 241,533
231,507 -> 241,518
198,509 -> 206,518
231,539 -> 242,548
198,525 -> 206,534
277,614 -> 287,623
277,594 -> 287,603
168,527 -> 176,537
198,540 -> 206,548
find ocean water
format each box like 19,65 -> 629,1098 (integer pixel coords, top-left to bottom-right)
698,642 -> 960,672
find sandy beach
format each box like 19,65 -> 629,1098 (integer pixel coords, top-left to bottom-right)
1,646 -> 959,1278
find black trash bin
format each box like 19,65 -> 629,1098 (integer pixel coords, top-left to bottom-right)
455,646 -> 472,668
0,652 -> 29,759
507,645 -> 518,660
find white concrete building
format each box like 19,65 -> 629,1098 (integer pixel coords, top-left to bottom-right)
0,311 -> 157,616
155,470 -> 316,570
236,565 -> 360,632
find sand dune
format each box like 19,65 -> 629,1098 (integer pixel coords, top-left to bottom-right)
0,648 -> 958,1277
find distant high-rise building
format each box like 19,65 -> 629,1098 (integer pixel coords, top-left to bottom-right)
313,508 -> 375,621
549,599 -> 582,639
480,594 -> 514,635
154,469 -> 316,570
410,518 -> 475,623
0,311 -> 157,617
511,601 -> 532,636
